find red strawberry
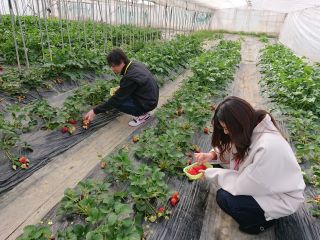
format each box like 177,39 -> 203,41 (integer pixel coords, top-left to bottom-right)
61,126 -> 68,133
158,207 -> 165,213
170,197 -> 178,207
193,166 -> 202,172
198,164 -> 207,170
18,156 -> 27,164
172,191 -> 179,199
67,119 -> 77,124
204,127 -> 209,134
188,168 -> 198,175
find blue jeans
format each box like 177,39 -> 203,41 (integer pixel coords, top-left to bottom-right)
113,97 -> 146,117
216,189 -> 275,234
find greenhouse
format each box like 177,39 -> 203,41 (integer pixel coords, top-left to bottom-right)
0,0 -> 319,239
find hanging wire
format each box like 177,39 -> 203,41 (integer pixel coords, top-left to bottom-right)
8,0 -> 21,69
62,0 -> 72,50
169,5 -> 173,39
80,0 -> 88,49
184,2 -> 188,35
13,0 -> 30,68
136,0 -> 141,41
107,0 -> 113,48
34,0 -> 45,61
165,1 -> 169,39
91,0 -> 96,49
142,1 -> 148,42
76,0 -> 81,44
40,0 -> 52,61
191,11 -> 196,33
173,5 -> 176,37
128,0 -> 135,46
0,2 -> 2,25
120,1 -> 124,46
20,0 -> 28,41
157,0 -> 161,38
147,0 -> 150,41
57,0 -> 64,49
178,5 -> 182,35
115,0 -> 119,46
125,0 -> 129,45
98,0 -> 107,52
30,0 -> 37,23
151,0 -> 155,41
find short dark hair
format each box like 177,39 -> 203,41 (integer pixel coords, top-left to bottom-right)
107,48 -> 129,66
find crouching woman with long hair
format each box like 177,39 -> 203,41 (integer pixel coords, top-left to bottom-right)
195,96 -> 305,234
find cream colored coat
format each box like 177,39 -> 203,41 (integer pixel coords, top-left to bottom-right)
205,115 -> 305,220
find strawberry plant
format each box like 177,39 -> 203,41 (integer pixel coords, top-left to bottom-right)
0,112 -> 30,169
58,180 -> 128,218
128,164 -> 168,215
102,150 -> 133,182
16,225 -> 52,240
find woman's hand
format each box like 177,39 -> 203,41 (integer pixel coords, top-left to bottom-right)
194,151 -> 217,164
84,109 -> 96,122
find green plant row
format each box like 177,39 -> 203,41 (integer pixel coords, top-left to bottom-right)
17,39 -> 241,240
0,34 -> 203,97
136,40 -> 241,174
0,15 -> 161,65
0,14 -> 161,97
259,44 -> 320,216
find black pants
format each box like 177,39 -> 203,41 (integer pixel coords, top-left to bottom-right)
216,188 -> 275,234
113,97 -> 146,117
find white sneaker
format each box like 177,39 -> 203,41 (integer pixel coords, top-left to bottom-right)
128,113 -> 151,127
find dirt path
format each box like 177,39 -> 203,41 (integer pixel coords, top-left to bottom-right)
229,36 -> 266,109
199,36 -> 275,240
0,70 -> 192,240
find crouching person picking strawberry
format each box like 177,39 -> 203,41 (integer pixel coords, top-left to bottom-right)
85,48 -> 159,127
195,96 -> 305,235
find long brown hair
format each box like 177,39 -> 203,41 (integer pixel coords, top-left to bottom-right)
211,96 -> 282,162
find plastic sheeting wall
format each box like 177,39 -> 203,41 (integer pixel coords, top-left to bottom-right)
279,7 -> 320,62
210,8 -> 286,35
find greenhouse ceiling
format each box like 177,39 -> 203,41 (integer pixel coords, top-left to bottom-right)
188,0 -> 320,12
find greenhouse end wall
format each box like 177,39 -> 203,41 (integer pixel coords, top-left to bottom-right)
210,8 -> 286,35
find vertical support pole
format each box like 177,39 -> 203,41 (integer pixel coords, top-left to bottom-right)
8,0 -> 21,69
13,0 -> 30,67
